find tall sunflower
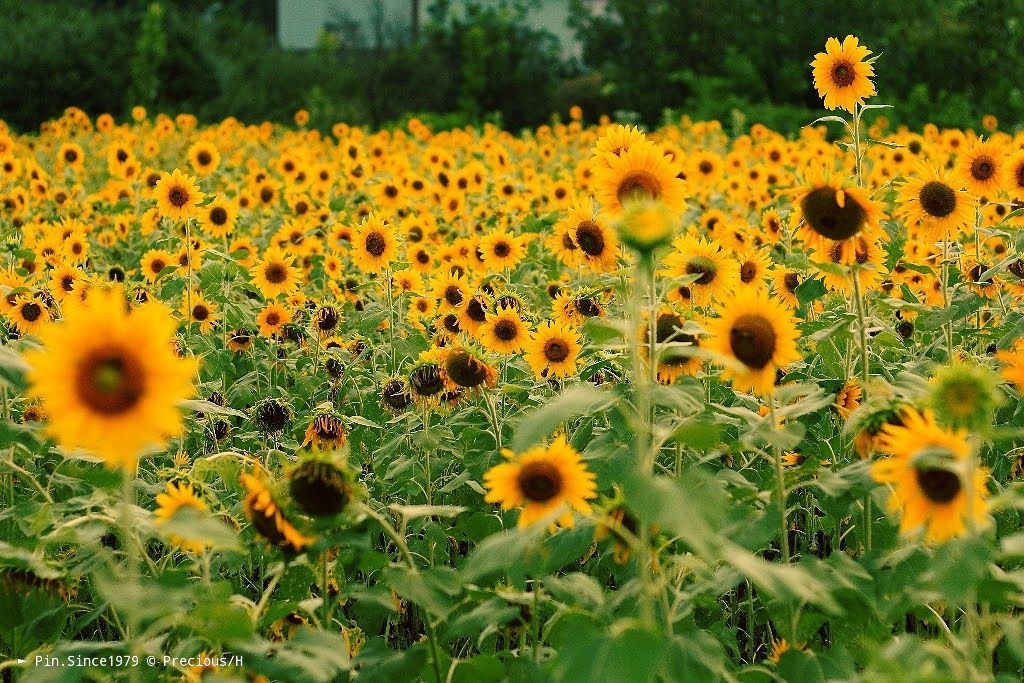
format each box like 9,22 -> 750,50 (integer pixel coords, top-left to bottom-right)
483,435 -> 597,529
810,35 -> 876,112
705,291 -> 801,395
662,235 -> 739,307
23,287 -> 197,469
956,140 -> 1006,197
154,169 -> 205,222
479,303 -> 530,355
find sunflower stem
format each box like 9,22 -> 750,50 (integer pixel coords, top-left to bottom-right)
767,395 -> 794,641
532,580 -> 542,662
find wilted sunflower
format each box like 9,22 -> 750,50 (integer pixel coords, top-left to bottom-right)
706,291 -> 801,395
250,247 -> 299,299
289,454 -> 357,518
380,377 -> 413,413
154,481 -> 209,554
24,287 -> 196,469
810,35 -> 876,112
301,407 -> 347,450
440,346 -> 498,391
525,320 -> 582,379
871,409 -> 990,543
594,141 -> 687,216
241,473 -> 313,554
479,303 -> 530,355
408,352 -> 446,400
484,435 -> 597,529
897,166 -> 976,238
154,169 -> 204,222
253,398 -> 292,434
227,328 -> 253,352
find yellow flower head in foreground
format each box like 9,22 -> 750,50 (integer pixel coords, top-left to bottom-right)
871,409 -> 990,543
241,472 -> 314,554
484,435 -> 597,529
24,287 -> 197,470
811,35 -> 876,112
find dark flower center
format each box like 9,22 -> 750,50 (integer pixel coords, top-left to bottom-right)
517,461 -> 562,503
830,60 -> 855,87
21,302 -> 42,322
209,207 -> 228,225
445,352 -> 489,387
265,262 -> 289,284
197,151 -> 212,166
365,232 -> 387,257
971,156 -> 996,181
168,186 -> 189,208
617,171 -> 661,205
444,285 -> 463,307
544,339 -> 570,363
192,304 -> 209,321
576,220 -> 606,256
919,181 -> 957,218
494,319 -> 519,341
685,257 -> 717,286
729,313 -> 777,370
77,351 -> 145,415
740,261 -> 758,283
915,467 -> 961,504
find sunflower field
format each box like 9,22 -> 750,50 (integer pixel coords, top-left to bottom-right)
6,34 -> 1024,682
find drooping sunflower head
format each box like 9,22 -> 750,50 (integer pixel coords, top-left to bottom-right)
440,345 -> 498,391
288,452 -> 357,518
253,398 -> 292,434
241,472 -> 314,555
409,351 -> 445,400
380,377 -> 413,413
810,35 -> 876,112
796,178 -> 880,248
301,404 -> 347,450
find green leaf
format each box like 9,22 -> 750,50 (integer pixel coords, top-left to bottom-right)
510,385 -> 615,452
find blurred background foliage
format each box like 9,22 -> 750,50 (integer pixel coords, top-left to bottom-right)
0,0 -> 1022,133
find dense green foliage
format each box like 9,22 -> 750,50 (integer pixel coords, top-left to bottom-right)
1,0 -> 1023,133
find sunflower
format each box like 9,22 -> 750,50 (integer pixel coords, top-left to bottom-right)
810,35 -> 876,112
140,249 -> 175,283
835,380 -> 862,420
23,287 -> 197,469
181,291 -> 218,333
479,303 -> 530,354
154,481 -> 209,554
927,362 -> 1002,431
483,435 -> 597,528
227,328 -> 254,352
645,308 -> 704,383
956,140 -> 1005,197
250,247 -> 299,298
705,291 -> 801,395
198,196 -> 238,237
735,246 -> 772,291
9,293 -> 50,335
154,169 -> 205,222
871,409 -> 990,543
662,235 -> 739,307
301,408 -> 348,451
440,346 -> 497,391
593,141 -> 687,216
241,473 -> 314,554
257,302 -> 293,337
896,166 -> 976,238
554,197 -> 620,272
289,453 -> 356,517
795,175 -> 882,253
432,270 -> 469,313
351,214 -> 398,274
525,320 -> 582,379
187,141 -> 220,176
593,124 -> 647,164
478,228 -> 527,272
